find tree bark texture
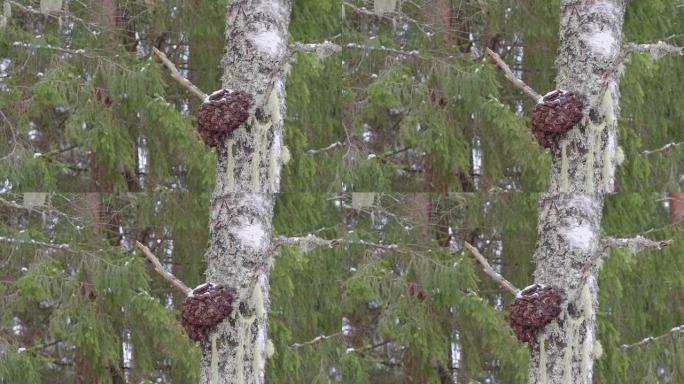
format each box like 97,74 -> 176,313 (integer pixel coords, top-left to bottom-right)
529,1 -> 626,384
199,1 -> 292,383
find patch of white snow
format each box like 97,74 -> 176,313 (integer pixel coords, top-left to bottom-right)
563,223 -> 595,252
235,223 -> 268,251
249,30 -> 284,57
586,30 -> 616,57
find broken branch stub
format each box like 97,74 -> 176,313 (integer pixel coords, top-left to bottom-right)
531,90 -> 587,149
181,284 -> 237,342
196,89 -> 253,147
508,284 -> 565,343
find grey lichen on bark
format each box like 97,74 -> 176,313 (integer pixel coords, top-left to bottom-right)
529,1 -> 627,383
216,0 -> 291,195
198,1 -> 293,383
550,0 -> 625,194
529,193 -> 603,384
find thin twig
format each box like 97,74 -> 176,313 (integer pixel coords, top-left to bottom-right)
289,332 -> 341,349
621,325 -> 684,350
485,48 -> 542,103
641,141 -> 684,156
463,241 -> 519,296
305,141 -> 342,156
0,109 -> 18,161
135,241 -> 191,296
345,339 -> 391,354
601,236 -> 673,254
151,47 -> 207,101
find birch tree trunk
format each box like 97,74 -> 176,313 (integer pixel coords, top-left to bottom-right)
529,1 -> 626,383
199,1 -> 292,383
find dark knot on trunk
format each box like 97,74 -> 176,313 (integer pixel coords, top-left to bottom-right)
508,284 -> 565,343
181,284 -> 237,342
531,90 -> 587,149
196,89 -> 253,147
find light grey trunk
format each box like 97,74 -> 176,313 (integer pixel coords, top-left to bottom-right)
198,1 -> 292,383
528,1 -> 626,384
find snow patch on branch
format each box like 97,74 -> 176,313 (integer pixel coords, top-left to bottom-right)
563,223 -> 595,252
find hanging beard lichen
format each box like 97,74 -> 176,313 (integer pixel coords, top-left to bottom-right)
211,333 -> 219,384
235,313 -> 257,384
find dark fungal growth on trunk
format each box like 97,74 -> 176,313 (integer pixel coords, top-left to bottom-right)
509,284 -> 565,343
531,90 -> 587,149
196,89 -> 253,147
181,284 -> 237,342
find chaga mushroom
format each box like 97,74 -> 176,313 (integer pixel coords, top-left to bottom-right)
181,284 -> 237,342
509,284 -> 564,343
531,90 -> 587,149
196,89 -> 253,147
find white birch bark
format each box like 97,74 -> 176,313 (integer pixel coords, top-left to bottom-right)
529,1 -> 626,383
198,1 -> 292,383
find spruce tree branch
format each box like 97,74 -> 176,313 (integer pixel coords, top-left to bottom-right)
0,235 -> 70,251
641,141 -> 684,156
151,47 -> 208,101
601,236 -> 673,254
7,0 -> 98,34
289,41 -> 342,59
485,48 -> 542,103
135,241 -> 191,296
12,41 -> 89,57
621,325 -> 684,350
289,332 -> 341,349
463,241 -> 520,296
623,41 -> 684,59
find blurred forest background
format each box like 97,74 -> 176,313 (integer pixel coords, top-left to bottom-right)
1,0 -> 683,383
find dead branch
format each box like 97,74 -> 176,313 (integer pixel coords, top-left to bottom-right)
135,241 -> 191,296
641,141 -> 684,156
463,241 -> 520,296
621,324 -> 684,350
485,48 -> 542,103
601,236 -> 673,254
289,41 -> 342,59
273,234 -> 342,254
624,41 -> 684,59
289,332 -> 341,349
305,141 -> 342,155
151,47 -> 208,101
